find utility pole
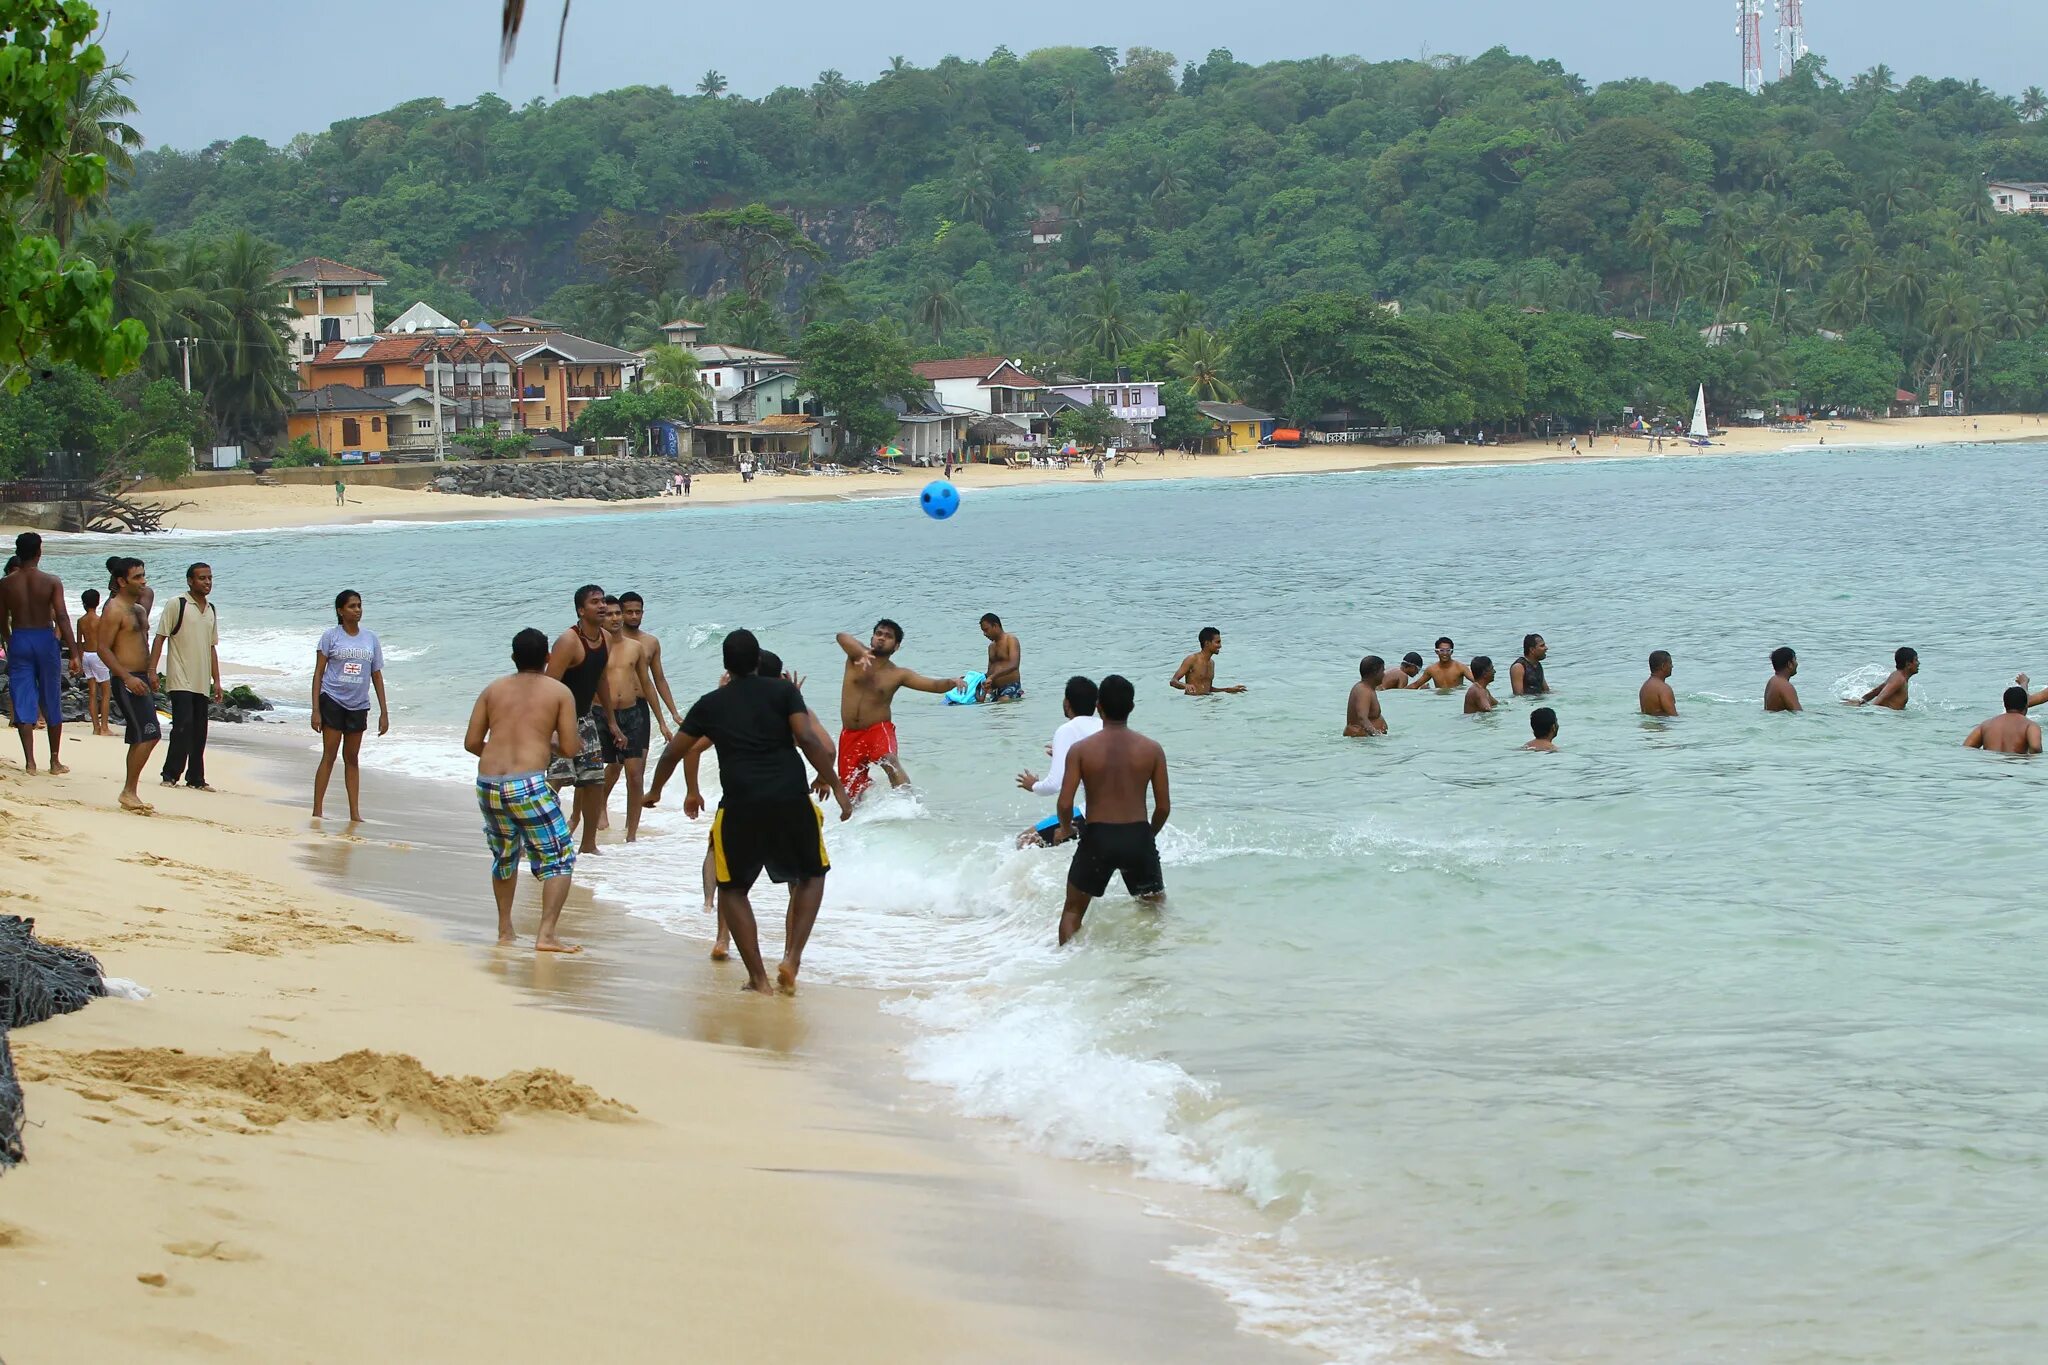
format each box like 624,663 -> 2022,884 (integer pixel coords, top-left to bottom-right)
430,346 -> 447,463
176,336 -> 197,468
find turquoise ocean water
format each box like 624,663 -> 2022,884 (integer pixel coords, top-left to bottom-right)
51,444 -> 2048,1362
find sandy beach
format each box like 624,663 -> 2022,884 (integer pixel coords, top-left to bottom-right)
16,411 -> 2036,537
0,733 -> 1303,1363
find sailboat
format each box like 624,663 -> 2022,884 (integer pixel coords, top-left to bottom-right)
1688,385 -> 1711,447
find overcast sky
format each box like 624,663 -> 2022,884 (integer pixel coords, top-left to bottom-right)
105,0 -> 2040,152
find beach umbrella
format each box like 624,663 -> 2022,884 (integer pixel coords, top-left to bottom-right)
880,445 -> 902,460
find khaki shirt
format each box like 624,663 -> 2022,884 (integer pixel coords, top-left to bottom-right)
155,594 -> 218,695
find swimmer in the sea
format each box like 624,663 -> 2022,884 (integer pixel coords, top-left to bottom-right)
1965,687 -> 2042,754
1463,656 -> 1497,714
1849,647 -> 1917,710
1523,706 -> 1560,752
1414,637 -> 1471,691
1640,650 -> 1677,717
1344,655 -> 1388,735
1171,626 -> 1245,696
1765,646 -> 1801,713
1389,651 -> 1425,689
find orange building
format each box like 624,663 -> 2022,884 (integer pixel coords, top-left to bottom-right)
287,384 -> 452,457
497,331 -> 643,433
301,332 -> 512,435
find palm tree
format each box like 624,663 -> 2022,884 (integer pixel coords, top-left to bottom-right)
1158,291 -> 1203,341
812,70 -> 850,102
1626,210 -> 1670,314
882,55 -> 909,78
912,279 -> 966,343
1055,78 -> 1082,138
188,233 -> 295,446
2023,86 -> 2048,122
39,63 -> 144,246
1072,281 -> 1139,362
641,346 -> 712,421
1886,245 -> 1933,328
797,274 -> 850,329
696,69 -> 728,98
1168,328 -> 1236,401
75,220 -> 220,377
955,144 -> 999,227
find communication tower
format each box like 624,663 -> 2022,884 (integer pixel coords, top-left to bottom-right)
1775,0 -> 1808,81
1739,0 -> 1766,95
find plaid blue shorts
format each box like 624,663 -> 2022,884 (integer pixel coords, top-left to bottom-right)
477,771 -> 576,881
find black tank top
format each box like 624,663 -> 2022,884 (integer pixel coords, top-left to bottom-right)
1518,656 -> 1548,694
563,631 -> 608,715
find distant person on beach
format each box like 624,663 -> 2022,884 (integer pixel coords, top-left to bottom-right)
1765,647 -> 1802,712
617,592 -> 685,734
99,558 -> 161,812
1524,707 -> 1560,752
1,532 -> 80,774
1056,674 -> 1170,945
1414,637 -> 1471,691
311,589 -> 389,823
1464,657 -> 1498,714
1344,656 -> 1388,736
1640,650 -> 1678,717
1510,634 -> 1549,696
1964,688 -> 2042,755
596,595 -> 667,843
1017,674 -> 1103,847
834,619 -> 961,799
150,562 -> 222,792
1849,648 -> 1918,710
334,476 -> 346,506
1171,626 -> 1246,696
465,627 -> 582,952
77,588 -> 111,736
675,628 -> 851,995
978,613 -> 1023,702
547,585 -> 628,855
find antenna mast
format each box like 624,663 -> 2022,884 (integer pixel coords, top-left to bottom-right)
1775,0 -> 1808,81
1739,0 -> 1766,95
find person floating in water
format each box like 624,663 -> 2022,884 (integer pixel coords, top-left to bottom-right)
1413,637 -> 1471,691
1964,687 -> 2042,755
1056,674 -> 1169,945
1849,647 -> 1917,710
1524,707 -> 1560,752
1765,646 -> 1801,713
1640,650 -> 1677,717
977,612 -> 1023,702
1464,656 -> 1497,714
1509,634 -> 1549,696
1171,626 -> 1246,696
1344,656 -> 1388,735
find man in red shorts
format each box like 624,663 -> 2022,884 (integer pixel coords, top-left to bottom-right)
834,619 -> 961,800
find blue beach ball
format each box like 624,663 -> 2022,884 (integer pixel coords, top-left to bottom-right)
920,479 -> 960,520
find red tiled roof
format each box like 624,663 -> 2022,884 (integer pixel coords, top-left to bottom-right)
307,333 -> 508,365
269,256 -> 387,286
913,356 -> 1045,387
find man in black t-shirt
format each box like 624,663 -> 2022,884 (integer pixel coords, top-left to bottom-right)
677,628 -> 852,995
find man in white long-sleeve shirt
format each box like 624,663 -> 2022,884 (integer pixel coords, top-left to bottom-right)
1015,675 -> 1104,847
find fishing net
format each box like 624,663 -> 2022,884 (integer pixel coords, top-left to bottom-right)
0,914 -> 106,1172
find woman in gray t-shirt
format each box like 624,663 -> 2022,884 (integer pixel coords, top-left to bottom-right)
312,589 -> 389,822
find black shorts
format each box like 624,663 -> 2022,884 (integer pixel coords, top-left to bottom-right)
600,700 -> 651,763
711,799 -> 830,893
1067,821 -> 1164,899
112,684 -> 161,745
318,694 -> 369,734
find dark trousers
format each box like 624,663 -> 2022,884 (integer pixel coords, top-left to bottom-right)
161,690 -> 210,786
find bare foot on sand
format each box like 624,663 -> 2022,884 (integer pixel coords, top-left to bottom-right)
47,761 -> 69,776
119,793 -> 155,815
534,938 -> 582,954
742,978 -> 778,995
496,932 -> 519,947
776,962 -> 799,996
709,946 -> 729,961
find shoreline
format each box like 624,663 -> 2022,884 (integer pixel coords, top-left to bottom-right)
1,727 -> 1312,1363
14,412 -> 2042,538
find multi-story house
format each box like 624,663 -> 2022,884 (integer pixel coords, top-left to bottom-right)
1989,181 -> 2048,216
287,384 -> 452,458
497,331 -> 644,433
911,357 -> 1050,439
689,345 -> 803,419
271,257 -> 384,362
301,330 -> 515,436
1042,372 -> 1166,441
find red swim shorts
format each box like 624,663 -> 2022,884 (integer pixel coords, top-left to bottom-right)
837,720 -> 898,798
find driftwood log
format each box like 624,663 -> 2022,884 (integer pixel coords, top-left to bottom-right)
77,487 -> 191,535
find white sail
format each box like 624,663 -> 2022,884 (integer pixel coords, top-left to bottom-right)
1689,386 -> 1709,440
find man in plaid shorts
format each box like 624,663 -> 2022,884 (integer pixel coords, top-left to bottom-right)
465,627 -> 583,952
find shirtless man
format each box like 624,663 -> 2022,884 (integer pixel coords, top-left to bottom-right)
597,596 -> 669,843
1509,634 -> 1550,696
1413,637 -> 1471,691
463,627 -> 582,952
835,619 -> 961,799
1056,674 -> 1170,945
1850,647 -> 1917,710
77,588 -> 112,735
1390,652 -> 1425,689
1171,626 -> 1246,696
977,613 -> 1024,702
547,585 -> 628,855
1765,646 -> 1801,712
1965,687 -> 2042,755
618,592 -> 685,732
0,532 -> 81,774
1344,656 -> 1388,736
1640,650 -> 1677,717
1464,656 -> 1498,714
1524,707 -> 1560,752
98,558 -> 162,812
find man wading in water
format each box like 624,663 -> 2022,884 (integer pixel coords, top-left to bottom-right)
1056,674 -> 1171,945
548,585 -> 628,854
834,619 -> 960,800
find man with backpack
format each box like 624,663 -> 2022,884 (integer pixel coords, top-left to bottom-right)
150,562 -> 223,791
